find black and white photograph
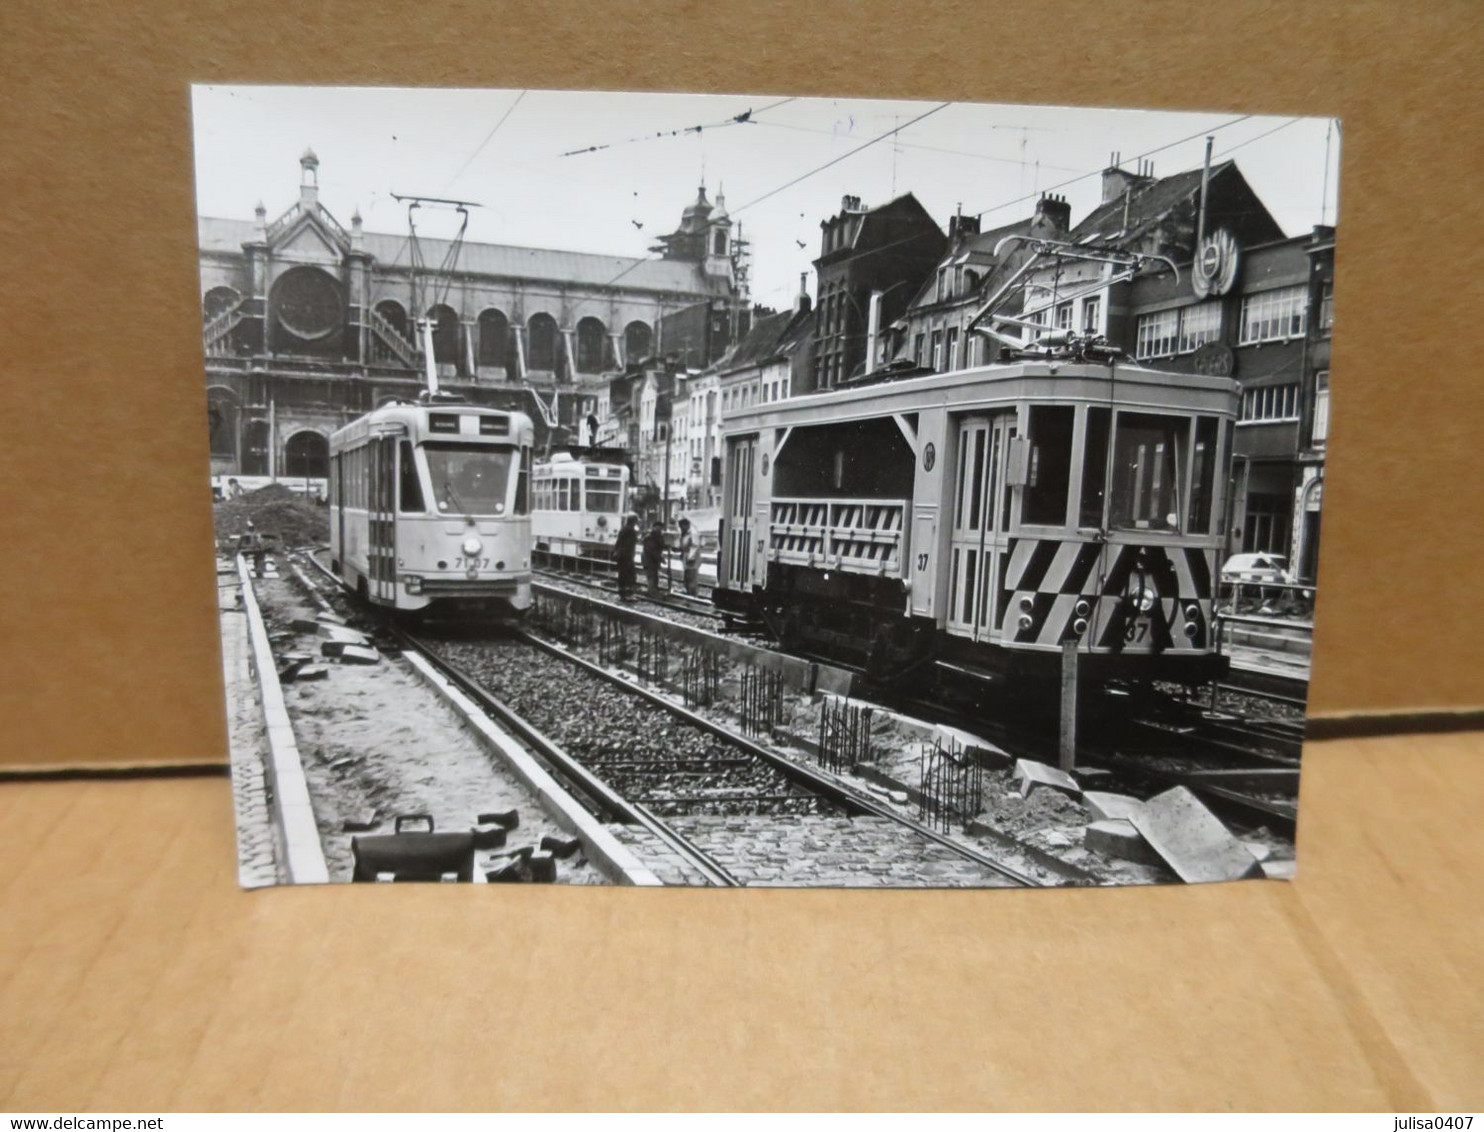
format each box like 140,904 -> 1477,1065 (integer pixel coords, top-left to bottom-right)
196,86 -> 1338,889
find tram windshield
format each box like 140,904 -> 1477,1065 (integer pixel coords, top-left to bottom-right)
585,479 -> 623,514
424,443 -> 514,515
1109,412 -> 1189,532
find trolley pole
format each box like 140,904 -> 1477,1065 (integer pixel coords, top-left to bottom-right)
1059,640 -> 1078,772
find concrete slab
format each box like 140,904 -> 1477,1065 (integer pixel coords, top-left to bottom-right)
320,624 -> 371,647
1082,790 -> 1145,822
315,611 -> 348,626
1014,758 -> 1082,799
1130,786 -> 1265,884
934,724 -> 1014,769
1084,819 -> 1164,867
338,645 -> 381,665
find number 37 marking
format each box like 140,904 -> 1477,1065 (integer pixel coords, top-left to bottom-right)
916,553 -> 929,572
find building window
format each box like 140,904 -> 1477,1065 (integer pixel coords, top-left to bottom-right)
1243,493 -> 1290,556
1240,285 -> 1308,344
713,229 -> 727,255
930,329 -> 943,370
1024,307 -> 1046,344
1081,295 -> 1102,335
1178,302 -> 1223,353
1054,301 -> 1074,331
1135,309 -> 1179,359
1312,370 -> 1330,446
945,327 -> 959,372
914,333 -> 925,366
1319,282 -> 1334,335
1239,383 -> 1301,424
937,267 -> 949,302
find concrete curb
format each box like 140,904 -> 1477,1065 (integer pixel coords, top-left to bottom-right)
237,556 -> 330,885
402,650 -> 664,887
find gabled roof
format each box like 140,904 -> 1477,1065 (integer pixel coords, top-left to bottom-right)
904,215 -> 1037,313
197,216 -> 722,296
716,307 -> 815,375
1066,160 -> 1282,252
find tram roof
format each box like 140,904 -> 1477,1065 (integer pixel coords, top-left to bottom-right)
722,359 -> 1238,431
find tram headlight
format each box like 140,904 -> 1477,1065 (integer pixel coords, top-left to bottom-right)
1074,599 -> 1091,617
1019,596 -> 1035,613
462,536 -> 484,557
1073,617 -> 1089,637
1184,622 -> 1200,638
1130,586 -> 1157,613
1185,603 -> 1201,621
1018,614 -> 1034,631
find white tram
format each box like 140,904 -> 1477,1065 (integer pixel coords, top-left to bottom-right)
329,400 -> 535,617
713,358 -> 1238,684
531,452 -> 630,566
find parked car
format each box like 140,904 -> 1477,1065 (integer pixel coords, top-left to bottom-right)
1221,552 -> 1294,586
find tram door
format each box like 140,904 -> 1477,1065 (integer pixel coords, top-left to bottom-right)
724,435 -> 756,588
369,435 -> 397,602
945,414 -> 1015,640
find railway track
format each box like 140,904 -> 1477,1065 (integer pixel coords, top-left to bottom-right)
410,626 -> 1046,888
300,549 -> 1044,887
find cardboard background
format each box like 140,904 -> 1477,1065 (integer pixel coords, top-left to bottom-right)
2,0 -> 1482,770
1,3 -> 1481,1113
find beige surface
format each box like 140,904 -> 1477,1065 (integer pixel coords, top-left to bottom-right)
0,1 -> 1482,770
1,731 -> 1479,1111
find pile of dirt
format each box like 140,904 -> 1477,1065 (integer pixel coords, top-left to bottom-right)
214,484 -> 329,548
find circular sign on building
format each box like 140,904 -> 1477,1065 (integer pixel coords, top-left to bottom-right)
1192,229 -> 1239,299
923,442 -> 936,472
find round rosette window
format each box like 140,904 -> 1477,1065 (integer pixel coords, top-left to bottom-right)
271,267 -> 343,342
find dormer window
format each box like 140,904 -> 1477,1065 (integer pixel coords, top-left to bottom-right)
713,229 -> 727,256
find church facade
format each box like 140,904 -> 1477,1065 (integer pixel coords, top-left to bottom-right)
199,150 -> 742,481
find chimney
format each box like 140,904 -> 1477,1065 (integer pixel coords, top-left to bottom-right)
841,194 -> 862,212
794,271 -> 812,315
1033,194 -> 1071,236
866,290 -> 883,373
1101,162 -> 1147,205
948,213 -> 982,240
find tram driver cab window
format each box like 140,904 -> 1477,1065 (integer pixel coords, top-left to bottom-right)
1109,412 -> 1190,532
1023,405 -> 1074,526
398,441 -> 425,513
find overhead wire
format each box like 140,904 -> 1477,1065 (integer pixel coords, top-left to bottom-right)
446,90 -> 528,189
558,96 -> 798,158
731,102 -> 951,213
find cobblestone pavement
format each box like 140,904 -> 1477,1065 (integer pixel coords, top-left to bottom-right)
219,561 -> 280,889
606,824 -> 720,886
663,814 -> 1019,887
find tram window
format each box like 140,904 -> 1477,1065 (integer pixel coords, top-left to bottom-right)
515,448 -> 530,516
1023,405 -> 1074,526
398,442 -> 425,513
1187,416 -> 1218,534
1080,407 -> 1110,527
1110,412 -> 1189,532
424,444 -> 514,515
587,479 -> 621,514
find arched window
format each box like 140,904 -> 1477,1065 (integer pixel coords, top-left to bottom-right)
477,309 -> 509,369
375,299 -> 409,340
270,267 -> 342,357
713,229 -> 727,256
206,387 -> 240,465
241,419 -> 271,476
528,313 -> 559,371
203,286 -> 240,322
427,304 -> 462,372
624,320 -> 652,363
576,316 -> 608,374
284,431 -> 329,479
